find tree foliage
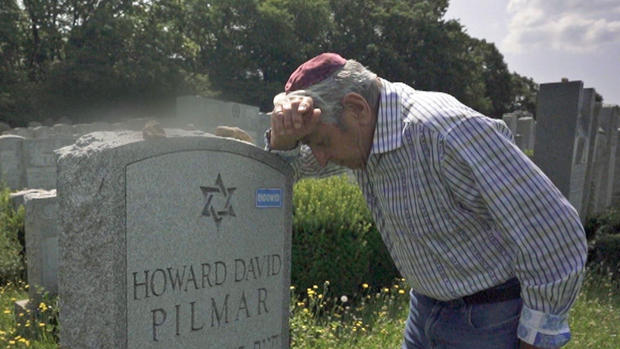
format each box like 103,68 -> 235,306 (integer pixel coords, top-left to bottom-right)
0,0 -> 538,125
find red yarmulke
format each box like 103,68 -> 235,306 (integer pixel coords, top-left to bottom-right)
285,53 -> 346,93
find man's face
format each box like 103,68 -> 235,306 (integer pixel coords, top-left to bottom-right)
302,111 -> 369,169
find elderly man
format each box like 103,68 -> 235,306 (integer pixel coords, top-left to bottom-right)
266,53 -> 587,349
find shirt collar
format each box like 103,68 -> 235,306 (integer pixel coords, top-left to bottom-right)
370,78 -> 403,154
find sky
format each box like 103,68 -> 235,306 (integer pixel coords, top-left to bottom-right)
445,0 -> 620,106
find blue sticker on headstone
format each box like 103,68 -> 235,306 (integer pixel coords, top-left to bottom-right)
256,188 -> 282,208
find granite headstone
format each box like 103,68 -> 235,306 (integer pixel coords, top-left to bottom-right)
516,117 -> 535,151
24,190 -> 59,299
588,106 -> 618,213
0,135 -> 26,189
579,88 -> 599,217
534,81 -> 589,218
57,131 -> 292,349
23,137 -> 74,189
176,97 -> 270,149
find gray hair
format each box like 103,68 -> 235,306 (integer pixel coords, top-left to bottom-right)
287,60 -> 380,127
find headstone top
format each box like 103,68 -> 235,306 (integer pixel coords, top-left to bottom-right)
24,189 -> 57,201
60,129 -> 211,155
0,135 -> 25,141
9,189 -> 50,211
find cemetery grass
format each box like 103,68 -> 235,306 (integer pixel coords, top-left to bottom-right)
0,271 -> 617,348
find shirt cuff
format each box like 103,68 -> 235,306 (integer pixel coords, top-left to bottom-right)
517,306 -> 571,348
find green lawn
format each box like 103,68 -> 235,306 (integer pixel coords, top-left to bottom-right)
0,272 -> 617,348
289,272 -> 620,349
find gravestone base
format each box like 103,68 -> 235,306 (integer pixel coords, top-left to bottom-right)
13,298 -> 55,339
13,299 -> 35,338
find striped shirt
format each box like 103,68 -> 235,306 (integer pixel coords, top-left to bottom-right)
274,79 -> 587,348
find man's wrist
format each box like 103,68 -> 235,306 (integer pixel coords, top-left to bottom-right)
264,129 -> 299,151
517,306 -> 570,348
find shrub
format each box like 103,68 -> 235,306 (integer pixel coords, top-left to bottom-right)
585,208 -> 620,275
0,185 -> 25,285
292,176 -> 399,297
589,234 -> 620,276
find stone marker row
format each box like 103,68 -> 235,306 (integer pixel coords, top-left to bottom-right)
533,80 -> 620,219
176,96 -> 271,149
1,97 -> 270,191
502,111 -> 536,152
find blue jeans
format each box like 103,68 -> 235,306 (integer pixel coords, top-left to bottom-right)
402,288 -> 522,349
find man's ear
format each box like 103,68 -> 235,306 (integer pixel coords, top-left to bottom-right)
342,93 -> 371,123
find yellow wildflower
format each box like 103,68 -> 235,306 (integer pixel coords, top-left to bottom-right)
38,302 -> 48,312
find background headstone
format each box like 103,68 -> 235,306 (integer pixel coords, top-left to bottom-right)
0,135 -> 26,190
9,127 -> 34,139
588,106 -> 619,214
534,81 -> 590,218
23,137 -> 74,189
32,126 -> 52,139
502,113 -> 518,137
516,117 -> 535,151
52,124 -> 75,137
57,131 -> 292,349
580,88 -> 599,218
24,190 -> 59,300
176,96 -> 270,149
606,107 -> 620,206
10,189 -> 48,212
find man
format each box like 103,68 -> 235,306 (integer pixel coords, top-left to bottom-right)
266,53 -> 587,349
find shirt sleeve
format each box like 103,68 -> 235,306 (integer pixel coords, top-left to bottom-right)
441,116 -> 588,348
264,129 -> 347,181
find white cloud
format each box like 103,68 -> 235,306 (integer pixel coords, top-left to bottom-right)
502,0 -> 620,53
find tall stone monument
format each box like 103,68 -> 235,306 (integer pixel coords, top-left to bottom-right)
591,106 -> 619,212
579,88 -> 599,217
534,81 -> 590,218
57,131 -> 292,348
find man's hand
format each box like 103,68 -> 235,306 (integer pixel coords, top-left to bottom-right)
269,93 -> 321,150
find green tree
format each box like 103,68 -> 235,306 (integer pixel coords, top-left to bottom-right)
189,0 -> 333,111
0,0 -> 28,124
470,38 -> 514,116
327,0 -> 491,114
509,72 -> 538,115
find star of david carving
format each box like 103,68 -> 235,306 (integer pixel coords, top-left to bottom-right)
200,173 -> 236,227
